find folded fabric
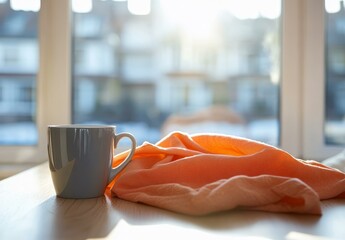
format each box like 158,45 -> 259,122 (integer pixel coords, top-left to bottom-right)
110,131 -> 345,215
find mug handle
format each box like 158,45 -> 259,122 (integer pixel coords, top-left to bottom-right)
108,132 -> 136,183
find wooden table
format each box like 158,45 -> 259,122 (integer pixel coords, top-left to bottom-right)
0,162 -> 345,240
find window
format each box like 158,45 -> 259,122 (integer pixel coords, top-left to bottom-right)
0,0 -> 344,165
72,0 -> 281,146
0,1 -> 38,146
0,0 -> 69,163
3,47 -> 19,65
325,0 -> 345,145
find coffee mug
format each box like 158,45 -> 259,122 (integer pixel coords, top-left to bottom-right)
47,124 -> 136,198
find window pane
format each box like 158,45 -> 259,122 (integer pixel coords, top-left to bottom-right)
325,0 -> 345,145
72,0 -> 281,146
0,1 -> 39,145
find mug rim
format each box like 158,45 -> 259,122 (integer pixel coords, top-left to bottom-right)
48,124 -> 116,129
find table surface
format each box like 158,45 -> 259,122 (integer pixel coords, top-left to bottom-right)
0,162 -> 345,240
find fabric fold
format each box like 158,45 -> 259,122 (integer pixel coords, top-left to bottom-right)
110,131 -> 345,215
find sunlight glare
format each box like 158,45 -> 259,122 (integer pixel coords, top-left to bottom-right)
224,0 -> 280,20
286,231 -> 334,240
10,0 -> 40,12
225,0 -> 259,20
108,219 -> 274,240
325,0 -> 341,13
128,0 -> 151,15
259,0 -> 281,19
161,0 -> 219,42
72,0 -> 93,13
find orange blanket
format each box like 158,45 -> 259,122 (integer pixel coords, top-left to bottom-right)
110,132 -> 345,215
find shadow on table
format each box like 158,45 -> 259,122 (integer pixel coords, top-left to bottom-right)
6,193 -> 323,240
4,195 -> 120,240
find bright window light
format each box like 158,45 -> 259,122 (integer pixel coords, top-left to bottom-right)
72,0 -> 93,13
259,0 -> 281,19
10,0 -> 40,12
160,0 -> 220,42
225,0 -> 258,20
128,0 -> 151,15
325,0 -> 341,14
224,0 -> 281,20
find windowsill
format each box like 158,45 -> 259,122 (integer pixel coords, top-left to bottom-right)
0,162 -> 40,180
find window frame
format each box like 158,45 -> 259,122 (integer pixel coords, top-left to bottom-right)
0,0 -> 343,164
0,0 -> 71,164
280,0 -> 304,157
302,0 -> 343,160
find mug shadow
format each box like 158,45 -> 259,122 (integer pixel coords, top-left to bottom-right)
17,195 -> 122,240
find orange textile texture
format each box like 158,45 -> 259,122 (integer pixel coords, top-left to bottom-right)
110,132 -> 345,215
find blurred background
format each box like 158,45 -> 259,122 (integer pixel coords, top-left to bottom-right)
0,0 -> 345,178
